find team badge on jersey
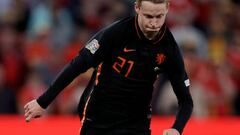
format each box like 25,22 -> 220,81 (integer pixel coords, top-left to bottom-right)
85,39 -> 100,54
156,53 -> 166,65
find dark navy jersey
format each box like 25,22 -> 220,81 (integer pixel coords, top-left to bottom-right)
37,16 -> 193,134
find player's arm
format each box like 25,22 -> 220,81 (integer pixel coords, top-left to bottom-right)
163,30 -> 193,134
24,47 -> 96,122
24,25 -> 115,122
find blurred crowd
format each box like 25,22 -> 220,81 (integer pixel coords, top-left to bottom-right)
0,0 -> 240,118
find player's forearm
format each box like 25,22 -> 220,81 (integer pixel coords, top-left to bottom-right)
37,63 -> 80,109
171,86 -> 193,134
37,51 -> 93,109
172,95 -> 193,134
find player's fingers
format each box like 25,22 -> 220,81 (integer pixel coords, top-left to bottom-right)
31,112 -> 42,120
24,103 -> 29,110
25,113 -> 33,122
24,106 -> 30,113
34,114 -> 41,118
25,116 -> 31,122
163,130 -> 169,135
25,109 -> 32,117
163,130 -> 179,135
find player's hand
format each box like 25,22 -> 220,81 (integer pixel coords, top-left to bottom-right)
163,128 -> 180,135
24,99 -> 45,122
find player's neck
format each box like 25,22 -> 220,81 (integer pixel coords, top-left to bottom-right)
142,31 -> 159,40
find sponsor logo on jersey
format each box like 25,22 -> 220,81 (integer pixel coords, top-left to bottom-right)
156,53 -> 166,65
85,39 -> 100,54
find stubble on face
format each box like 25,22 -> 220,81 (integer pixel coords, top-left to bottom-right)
136,1 -> 168,40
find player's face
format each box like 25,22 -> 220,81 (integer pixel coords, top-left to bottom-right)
135,1 -> 169,35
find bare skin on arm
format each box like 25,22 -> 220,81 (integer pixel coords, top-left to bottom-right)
163,128 -> 180,135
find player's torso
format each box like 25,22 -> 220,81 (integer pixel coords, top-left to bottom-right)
85,17 -> 170,126
104,40 -> 167,81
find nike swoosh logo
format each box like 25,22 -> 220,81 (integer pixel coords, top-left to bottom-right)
123,47 -> 136,52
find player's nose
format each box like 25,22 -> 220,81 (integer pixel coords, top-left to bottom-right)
150,19 -> 158,28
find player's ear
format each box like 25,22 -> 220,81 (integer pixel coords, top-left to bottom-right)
166,2 -> 170,13
134,2 -> 140,14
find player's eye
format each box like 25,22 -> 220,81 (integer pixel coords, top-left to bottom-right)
156,14 -> 164,18
145,15 -> 154,19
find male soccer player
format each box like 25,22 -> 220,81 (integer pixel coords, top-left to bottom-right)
24,0 -> 193,135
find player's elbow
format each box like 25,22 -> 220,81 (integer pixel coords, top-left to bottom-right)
179,94 -> 194,113
186,95 -> 194,114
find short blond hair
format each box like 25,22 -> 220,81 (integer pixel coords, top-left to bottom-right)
136,0 -> 169,6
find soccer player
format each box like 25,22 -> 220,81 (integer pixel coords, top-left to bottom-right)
24,0 -> 193,135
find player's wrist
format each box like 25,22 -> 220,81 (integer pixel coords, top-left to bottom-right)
36,98 -> 47,109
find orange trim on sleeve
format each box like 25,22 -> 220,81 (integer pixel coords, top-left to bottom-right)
95,63 -> 103,85
81,95 -> 92,124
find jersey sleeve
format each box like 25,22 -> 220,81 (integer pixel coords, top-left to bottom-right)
164,29 -> 193,134
37,25 -> 115,109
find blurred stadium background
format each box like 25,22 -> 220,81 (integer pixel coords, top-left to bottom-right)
0,0 -> 240,134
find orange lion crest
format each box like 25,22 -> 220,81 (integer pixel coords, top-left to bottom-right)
156,53 -> 166,65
